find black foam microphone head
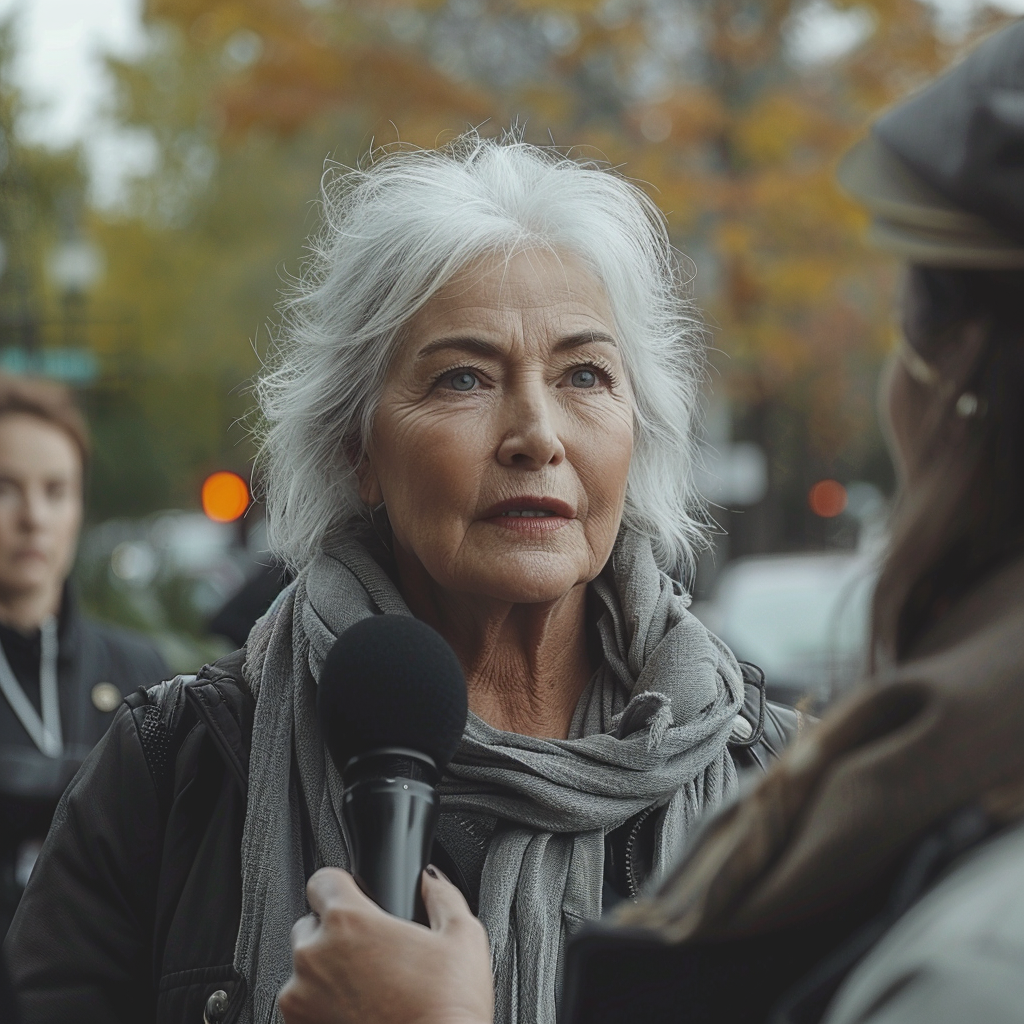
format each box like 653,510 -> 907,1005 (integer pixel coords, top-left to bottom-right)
317,614 -> 468,774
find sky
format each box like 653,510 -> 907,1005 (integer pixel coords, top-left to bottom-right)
2,0 -> 1023,206
0,0 -> 144,146
0,0 -> 148,206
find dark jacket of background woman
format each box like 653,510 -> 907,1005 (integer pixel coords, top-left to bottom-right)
0,585 -> 167,939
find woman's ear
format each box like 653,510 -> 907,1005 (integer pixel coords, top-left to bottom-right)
356,454 -> 384,508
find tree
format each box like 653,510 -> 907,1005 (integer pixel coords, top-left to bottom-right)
0,20 -> 87,370
90,0 -> 1009,554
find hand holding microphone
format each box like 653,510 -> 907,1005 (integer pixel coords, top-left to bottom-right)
279,866 -> 493,1024
279,615 -> 492,1024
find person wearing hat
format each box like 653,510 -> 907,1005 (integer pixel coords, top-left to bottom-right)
269,19 -> 1024,1024
0,375 -> 167,943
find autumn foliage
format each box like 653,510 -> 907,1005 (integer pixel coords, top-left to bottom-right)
82,0 -> 1009,546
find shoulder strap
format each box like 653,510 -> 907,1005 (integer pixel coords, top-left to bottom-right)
729,662 -> 769,749
183,649 -> 253,797
728,661 -> 805,773
124,650 -> 253,811
125,677 -> 193,813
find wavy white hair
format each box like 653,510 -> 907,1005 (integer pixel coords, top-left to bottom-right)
255,130 -> 709,576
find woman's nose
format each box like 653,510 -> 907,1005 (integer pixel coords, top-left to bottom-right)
19,492 -> 48,529
496,384 -> 566,469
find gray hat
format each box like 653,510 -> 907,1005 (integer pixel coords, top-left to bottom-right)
838,20 -> 1024,268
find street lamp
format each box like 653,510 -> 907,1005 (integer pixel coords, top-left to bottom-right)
47,238 -> 103,293
0,238 -> 105,383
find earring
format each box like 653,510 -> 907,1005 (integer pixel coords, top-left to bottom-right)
955,392 -> 984,418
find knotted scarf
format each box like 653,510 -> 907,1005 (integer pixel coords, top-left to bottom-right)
234,530 -> 744,1024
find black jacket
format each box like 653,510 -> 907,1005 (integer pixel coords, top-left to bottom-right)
5,653 -> 799,1024
0,592 -> 168,800
0,591 -> 168,939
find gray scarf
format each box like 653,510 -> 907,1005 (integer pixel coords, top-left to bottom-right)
235,531 -> 744,1024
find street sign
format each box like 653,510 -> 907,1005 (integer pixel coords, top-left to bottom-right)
0,347 -> 99,384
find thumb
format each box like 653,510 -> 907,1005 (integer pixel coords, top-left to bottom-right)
306,867 -> 384,920
421,865 -> 475,931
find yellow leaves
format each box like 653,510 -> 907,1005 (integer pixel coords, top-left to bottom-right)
221,39 -> 493,139
162,1 -> 496,139
715,220 -> 755,258
733,90 -> 848,169
512,0 -> 600,12
120,0 -> 978,477
763,257 -> 837,307
519,86 -> 575,129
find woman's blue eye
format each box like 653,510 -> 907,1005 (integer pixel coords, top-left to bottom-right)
449,371 -> 478,391
571,368 -> 598,388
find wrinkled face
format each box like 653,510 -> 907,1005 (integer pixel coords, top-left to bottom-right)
0,414 -> 83,603
359,249 -> 634,605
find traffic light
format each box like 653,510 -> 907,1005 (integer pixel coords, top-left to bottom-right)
201,471 -> 250,523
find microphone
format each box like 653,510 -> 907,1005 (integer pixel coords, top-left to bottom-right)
317,614 -> 468,921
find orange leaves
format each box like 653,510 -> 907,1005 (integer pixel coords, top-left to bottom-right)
220,41 -> 492,138
123,0 -> 994,476
715,220 -> 756,259
146,0 -> 494,140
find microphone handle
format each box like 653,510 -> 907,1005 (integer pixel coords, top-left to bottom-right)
341,774 -> 439,922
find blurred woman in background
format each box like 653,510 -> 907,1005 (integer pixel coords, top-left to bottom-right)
274,20 -> 1024,1024
0,375 -> 167,940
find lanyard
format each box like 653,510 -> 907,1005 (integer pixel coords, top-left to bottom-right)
0,616 -> 62,758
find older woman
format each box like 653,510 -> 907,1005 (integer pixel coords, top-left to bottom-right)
6,134 -> 797,1024
275,22 -> 1024,1024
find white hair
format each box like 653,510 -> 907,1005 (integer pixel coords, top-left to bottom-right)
255,129 -> 709,576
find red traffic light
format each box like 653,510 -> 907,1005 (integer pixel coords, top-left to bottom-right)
808,479 -> 847,518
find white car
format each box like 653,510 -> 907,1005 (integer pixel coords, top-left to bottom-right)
692,548 -> 880,710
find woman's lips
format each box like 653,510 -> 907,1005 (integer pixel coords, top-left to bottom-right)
486,514 -> 571,532
480,496 -> 576,531
11,549 -> 48,562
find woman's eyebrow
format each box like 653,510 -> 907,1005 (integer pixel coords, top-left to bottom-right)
416,329 -> 617,361
554,330 -> 618,351
416,336 -> 503,360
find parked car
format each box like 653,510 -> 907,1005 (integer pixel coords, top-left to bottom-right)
691,546 -> 880,711
74,512 -> 270,672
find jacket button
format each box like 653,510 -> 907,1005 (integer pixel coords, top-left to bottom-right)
204,989 -> 229,1024
91,682 -> 122,712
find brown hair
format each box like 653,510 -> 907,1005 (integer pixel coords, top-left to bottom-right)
0,373 -> 91,469
872,266 -> 1024,663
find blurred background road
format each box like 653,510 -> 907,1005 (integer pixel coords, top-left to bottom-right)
0,0 -> 1018,702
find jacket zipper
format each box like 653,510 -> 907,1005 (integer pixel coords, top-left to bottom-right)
624,806 -> 656,901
